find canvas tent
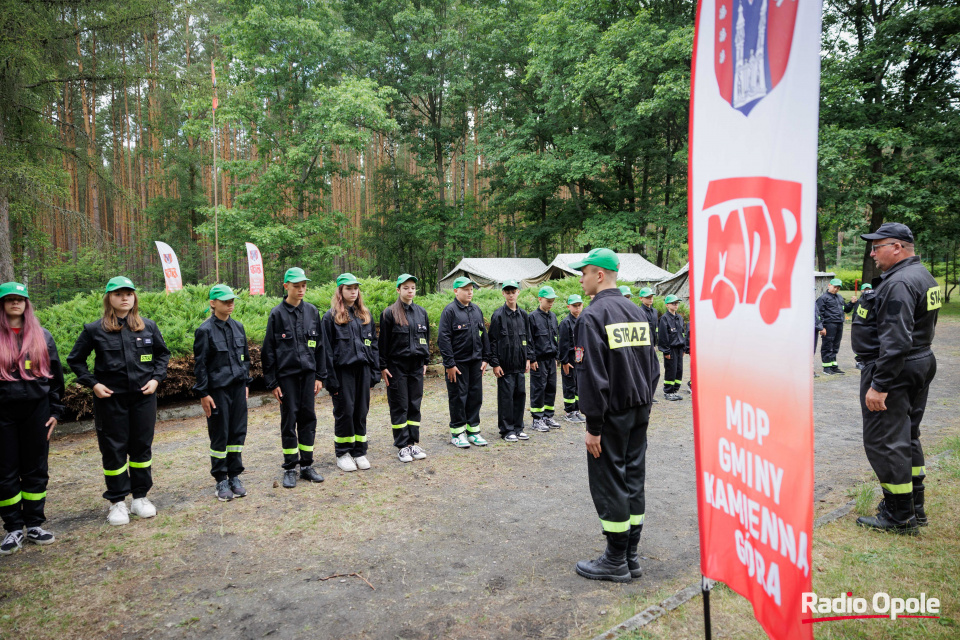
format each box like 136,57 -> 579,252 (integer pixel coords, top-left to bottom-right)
439,258 -> 548,290
655,265 -> 837,300
519,257 -> 581,289
544,253 -> 672,287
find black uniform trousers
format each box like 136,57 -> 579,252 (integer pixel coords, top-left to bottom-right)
0,398 -> 50,532
530,358 -> 557,419
446,359 -> 483,435
821,322 -> 843,367
662,347 -> 684,394
561,366 -> 578,414
94,392 -> 156,503
331,364 -> 370,458
497,372 -> 526,437
206,381 -> 248,481
386,357 -> 423,449
587,404 -> 650,533
278,373 -> 317,470
859,352 -> 934,503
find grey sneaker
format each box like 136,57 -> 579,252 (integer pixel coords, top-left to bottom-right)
573,411 -> 587,423
0,530 -> 24,555
216,479 -> 234,502
228,476 -> 247,497
531,419 -> 550,432
564,412 -> 579,423
26,526 -> 55,545
545,416 -> 562,429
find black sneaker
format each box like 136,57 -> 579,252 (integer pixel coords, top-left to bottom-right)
0,530 -> 24,556
228,476 -> 247,498
300,466 -> 324,483
282,469 -> 298,488
216,479 -> 234,502
823,368 -> 838,375
832,366 -> 846,374
25,527 -> 55,545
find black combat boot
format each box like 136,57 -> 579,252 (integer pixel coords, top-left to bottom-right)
913,484 -> 927,526
576,532 -> 631,582
300,465 -> 324,483
856,492 -> 918,535
627,525 -> 643,579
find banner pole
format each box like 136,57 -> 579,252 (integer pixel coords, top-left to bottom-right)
213,105 -> 220,283
702,576 -> 712,640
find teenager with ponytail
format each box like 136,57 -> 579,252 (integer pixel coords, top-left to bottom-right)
67,277 -> 170,526
0,283 -> 64,556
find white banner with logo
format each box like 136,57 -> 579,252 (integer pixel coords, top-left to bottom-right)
154,241 -> 183,292
689,0 -> 821,637
245,242 -> 265,295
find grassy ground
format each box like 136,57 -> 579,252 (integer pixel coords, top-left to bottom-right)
617,438 -> 960,640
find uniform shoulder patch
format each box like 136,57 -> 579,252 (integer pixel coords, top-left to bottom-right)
927,286 -> 943,311
575,347 -> 584,363
605,322 -> 651,349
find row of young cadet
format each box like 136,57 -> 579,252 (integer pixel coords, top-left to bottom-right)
0,271 -> 689,556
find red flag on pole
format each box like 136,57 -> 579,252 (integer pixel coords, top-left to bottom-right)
211,59 -> 218,111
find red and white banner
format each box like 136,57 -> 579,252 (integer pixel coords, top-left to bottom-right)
689,0 -> 820,638
154,241 -> 183,293
245,242 -> 265,295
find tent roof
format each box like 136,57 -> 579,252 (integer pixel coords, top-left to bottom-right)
552,253 -> 672,283
440,258 -> 548,285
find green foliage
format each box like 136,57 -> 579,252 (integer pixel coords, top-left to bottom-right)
829,269 -> 865,291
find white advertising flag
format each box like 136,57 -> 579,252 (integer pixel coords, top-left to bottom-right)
245,242 -> 265,295
154,241 -> 183,293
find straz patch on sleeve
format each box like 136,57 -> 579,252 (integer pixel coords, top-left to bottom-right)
140,354 -> 153,362
927,286 -> 943,311
857,305 -> 868,318
575,347 -> 584,363
605,322 -> 651,349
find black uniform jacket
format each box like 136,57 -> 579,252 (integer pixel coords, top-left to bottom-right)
437,299 -> 488,368
816,291 -> 855,324
320,307 -> 380,392
529,308 -> 560,359
261,300 -> 324,389
574,288 -> 657,435
658,312 -> 686,351
0,328 -> 65,419
638,304 -> 659,347
378,303 -> 431,369
193,315 -> 252,396
68,317 -> 170,394
487,305 -> 533,374
558,313 -> 579,365
851,256 -> 940,392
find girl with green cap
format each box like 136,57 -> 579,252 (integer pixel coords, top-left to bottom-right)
0,283 -> 64,555
67,277 -> 170,526
378,274 -> 431,462
321,274 -> 381,472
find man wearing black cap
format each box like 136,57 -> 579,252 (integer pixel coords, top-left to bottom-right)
816,278 -> 857,375
852,223 -> 940,534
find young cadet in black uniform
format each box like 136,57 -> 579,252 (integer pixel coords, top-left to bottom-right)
0,283 -> 63,555
321,273 -> 380,472
68,277 -> 170,526
658,295 -> 686,401
558,294 -> 586,423
636,288 -> 660,401
193,285 -> 252,502
619,285 -> 632,299
815,278 -> 857,375
851,223 -> 940,534
437,277 -> 489,448
261,267 -> 325,489
852,283 -> 874,370
487,280 -> 533,442
570,248 -> 657,582
529,286 -> 560,432
379,274 -> 430,463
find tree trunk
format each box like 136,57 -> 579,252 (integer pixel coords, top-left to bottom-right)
0,119 -> 12,280
815,213 -> 827,272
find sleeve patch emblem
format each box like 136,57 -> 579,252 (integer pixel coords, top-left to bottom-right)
605,322 -> 651,349
141,354 -> 153,362
927,286 -> 943,311
575,347 -> 584,363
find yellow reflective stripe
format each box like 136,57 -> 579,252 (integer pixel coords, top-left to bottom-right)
600,519 -> 630,533
406,420 -> 420,426
282,447 -> 299,455
464,425 -> 480,433
630,514 -> 645,526
129,459 -> 152,469
450,426 -> 466,435
0,493 -> 21,507
22,491 -> 46,501
530,407 -> 544,412
298,443 -> 314,452
104,463 -> 128,476
575,395 -> 579,400
334,436 -> 355,443
563,398 -> 576,404
355,435 -> 367,442
912,466 -> 926,476
544,405 -> 555,411
209,449 -> 227,459
881,482 -> 913,494
391,424 -> 406,430
226,445 -> 243,453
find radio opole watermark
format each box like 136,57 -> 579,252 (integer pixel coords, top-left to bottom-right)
801,591 -> 941,623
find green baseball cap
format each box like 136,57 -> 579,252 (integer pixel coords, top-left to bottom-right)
538,285 -> 557,299
860,283 -> 872,290
284,267 -> 310,283
337,273 -> 361,286
0,282 -> 28,299
105,276 -> 137,293
209,284 -> 237,301
830,278 -> 843,286
619,285 -> 632,297
567,294 -> 583,305
396,273 -> 417,288
664,294 -> 680,304
501,279 -> 520,290
638,287 -> 654,297
452,276 -> 478,289
569,248 -> 619,271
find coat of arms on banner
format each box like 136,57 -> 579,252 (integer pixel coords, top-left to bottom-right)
162,253 -> 173,264
714,0 -> 799,115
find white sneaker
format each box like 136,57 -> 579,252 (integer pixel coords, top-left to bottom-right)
354,455 -> 371,470
398,447 -> 414,463
130,497 -> 157,519
107,501 -> 130,526
451,433 -> 471,448
337,454 -> 358,472
410,444 -> 426,459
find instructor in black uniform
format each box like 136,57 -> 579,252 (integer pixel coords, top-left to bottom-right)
571,248 -> 657,582
816,278 -> 856,375
852,223 -> 940,534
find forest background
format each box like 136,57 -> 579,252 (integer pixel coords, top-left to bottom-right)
2,0 -> 960,306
